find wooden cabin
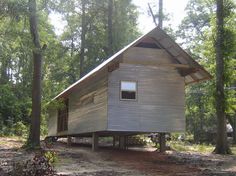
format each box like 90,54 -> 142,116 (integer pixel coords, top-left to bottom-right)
47,27 -> 211,150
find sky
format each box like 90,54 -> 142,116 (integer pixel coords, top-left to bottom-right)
49,0 -> 189,35
133,0 -> 189,33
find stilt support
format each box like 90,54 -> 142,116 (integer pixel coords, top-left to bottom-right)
67,136 -> 72,146
92,133 -> 99,151
119,136 -> 127,149
113,135 -> 116,147
159,133 -> 166,152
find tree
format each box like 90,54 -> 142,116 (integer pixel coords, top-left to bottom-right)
147,0 -> 165,28
177,0 -> 235,145
27,0 -> 43,148
51,0 -> 139,79
158,0 -> 163,28
80,0 -> 86,78
147,0 -> 175,36
0,0 -> 140,138
148,3 -> 158,26
107,0 -> 113,56
214,0 -> 231,154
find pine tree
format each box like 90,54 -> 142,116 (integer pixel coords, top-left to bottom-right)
214,0 -> 231,154
27,0 -> 43,148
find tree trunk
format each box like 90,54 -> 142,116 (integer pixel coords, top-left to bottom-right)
68,37 -> 77,84
158,0 -> 163,28
0,59 -> 9,84
227,114 -> 236,144
80,0 -> 86,78
233,115 -> 236,144
232,83 -> 236,144
27,0 -> 42,148
148,3 -> 157,27
107,0 -> 113,56
214,0 -> 231,154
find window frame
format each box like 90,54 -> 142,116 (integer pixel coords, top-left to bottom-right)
120,80 -> 138,101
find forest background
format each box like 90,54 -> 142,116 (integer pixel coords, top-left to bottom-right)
0,0 -> 235,148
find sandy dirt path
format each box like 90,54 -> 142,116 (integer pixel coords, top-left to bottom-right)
0,137 -> 236,176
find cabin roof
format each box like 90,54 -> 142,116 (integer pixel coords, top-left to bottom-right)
53,27 -> 211,100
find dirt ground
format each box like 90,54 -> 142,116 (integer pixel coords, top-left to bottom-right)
0,137 -> 236,176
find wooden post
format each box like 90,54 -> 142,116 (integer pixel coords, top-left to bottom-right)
67,136 -> 72,146
159,133 -> 166,152
125,136 -> 128,150
119,136 -> 126,149
92,133 -> 99,151
113,135 -> 116,148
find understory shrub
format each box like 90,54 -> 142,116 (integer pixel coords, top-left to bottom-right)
13,121 -> 28,137
12,153 -> 56,176
44,151 -> 58,164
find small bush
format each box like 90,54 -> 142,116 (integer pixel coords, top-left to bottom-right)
13,121 -> 28,137
12,154 -> 56,176
44,151 -> 58,164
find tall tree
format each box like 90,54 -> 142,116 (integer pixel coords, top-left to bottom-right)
214,0 -> 231,154
148,0 -> 171,31
27,0 -> 43,148
53,0 -> 139,79
148,3 -> 157,26
178,0 -> 235,145
158,0 -> 163,28
80,0 -> 86,78
107,0 -> 113,56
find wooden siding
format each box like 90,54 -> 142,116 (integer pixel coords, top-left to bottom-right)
67,70 -> 108,135
48,109 -> 58,136
107,63 -> 185,132
123,47 -> 177,65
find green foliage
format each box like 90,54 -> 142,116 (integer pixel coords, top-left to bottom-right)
177,0 -> 236,144
13,121 -> 28,137
231,145 -> 236,155
44,151 -> 58,164
12,154 -> 56,176
0,84 -> 31,136
50,0 -> 140,79
0,0 -> 140,139
169,141 -> 214,153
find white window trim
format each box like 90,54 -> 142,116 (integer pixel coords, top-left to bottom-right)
120,80 -> 137,101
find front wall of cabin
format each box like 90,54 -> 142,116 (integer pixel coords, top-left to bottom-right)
67,70 -> 108,135
107,63 -> 185,132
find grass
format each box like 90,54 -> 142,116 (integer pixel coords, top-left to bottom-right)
231,145 -> 236,155
169,141 -> 236,154
169,141 -> 214,153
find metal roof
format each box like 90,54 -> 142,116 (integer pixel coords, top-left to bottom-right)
53,27 -> 211,100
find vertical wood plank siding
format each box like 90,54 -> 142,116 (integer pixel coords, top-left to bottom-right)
108,63 -> 185,132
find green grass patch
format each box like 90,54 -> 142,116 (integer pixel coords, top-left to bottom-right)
169,141 -> 214,153
169,141 -> 236,154
231,145 -> 236,155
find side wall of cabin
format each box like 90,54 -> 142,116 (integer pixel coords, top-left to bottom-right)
47,70 -> 108,136
48,109 -> 58,136
107,63 -> 185,132
67,70 -> 108,135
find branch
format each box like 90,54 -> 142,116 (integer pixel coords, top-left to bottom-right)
148,3 -> 158,27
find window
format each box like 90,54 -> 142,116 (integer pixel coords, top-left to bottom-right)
57,99 -> 68,132
120,81 -> 137,100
